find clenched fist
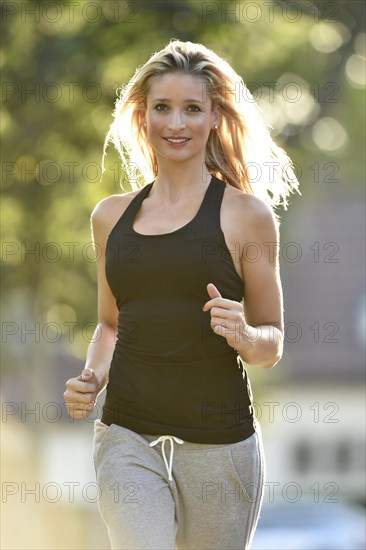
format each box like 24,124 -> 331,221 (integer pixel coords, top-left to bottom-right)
64,368 -> 101,419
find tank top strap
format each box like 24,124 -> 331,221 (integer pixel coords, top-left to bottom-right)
194,175 -> 226,236
115,181 -> 154,233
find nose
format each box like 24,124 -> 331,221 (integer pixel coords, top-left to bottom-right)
168,109 -> 186,131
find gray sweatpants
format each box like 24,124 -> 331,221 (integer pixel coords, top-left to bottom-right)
93,419 -> 265,550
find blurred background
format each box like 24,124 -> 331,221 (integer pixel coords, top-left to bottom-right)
1,0 -> 365,548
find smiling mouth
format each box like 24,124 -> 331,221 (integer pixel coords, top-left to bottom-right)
163,137 -> 191,144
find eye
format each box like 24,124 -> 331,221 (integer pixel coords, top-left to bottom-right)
187,104 -> 201,112
154,104 -> 168,112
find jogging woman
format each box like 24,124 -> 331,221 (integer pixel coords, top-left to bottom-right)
64,39 -> 299,549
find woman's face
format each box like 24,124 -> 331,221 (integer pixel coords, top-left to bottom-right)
143,72 -> 219,164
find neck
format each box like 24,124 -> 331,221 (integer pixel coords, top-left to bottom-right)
152,158 -> 212,202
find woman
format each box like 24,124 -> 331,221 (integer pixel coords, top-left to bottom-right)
64,39 -> 299,549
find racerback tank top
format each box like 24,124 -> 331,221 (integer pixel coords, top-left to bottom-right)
102,175 -> 255,443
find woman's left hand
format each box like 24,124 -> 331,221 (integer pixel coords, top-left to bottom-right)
202,282 -> 250,351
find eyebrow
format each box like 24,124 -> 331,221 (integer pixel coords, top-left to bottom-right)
150,98 -> 205,104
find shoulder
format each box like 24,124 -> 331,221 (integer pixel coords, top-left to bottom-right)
90,189 -> 141,245
223,184 -> 279,241
91,190 -> 138,222
91,189 -> 140,230
224,183 -> 275,218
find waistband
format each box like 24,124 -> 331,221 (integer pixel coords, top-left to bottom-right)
140,426 -> 259,482
140,431 -> 238,450
95,419 -> 259,483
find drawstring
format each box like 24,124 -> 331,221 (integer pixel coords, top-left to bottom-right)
149,435 -> 184,481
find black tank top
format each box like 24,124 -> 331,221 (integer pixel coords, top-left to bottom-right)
101,175 -> 255,443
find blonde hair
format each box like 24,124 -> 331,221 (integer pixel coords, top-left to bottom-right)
102,39 -> 300,212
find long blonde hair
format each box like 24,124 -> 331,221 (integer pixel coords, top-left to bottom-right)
102,39 -> 300,212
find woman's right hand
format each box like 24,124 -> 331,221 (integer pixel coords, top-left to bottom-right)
64,368 -> 101,419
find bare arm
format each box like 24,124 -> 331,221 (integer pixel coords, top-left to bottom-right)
64,198 -> 120,418
237,196 -> 284,369
84,200 -> 120,390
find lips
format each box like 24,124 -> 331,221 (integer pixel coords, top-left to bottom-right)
163,137 -> 191,144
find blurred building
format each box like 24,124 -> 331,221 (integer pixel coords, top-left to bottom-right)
257,189 -> 365,507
